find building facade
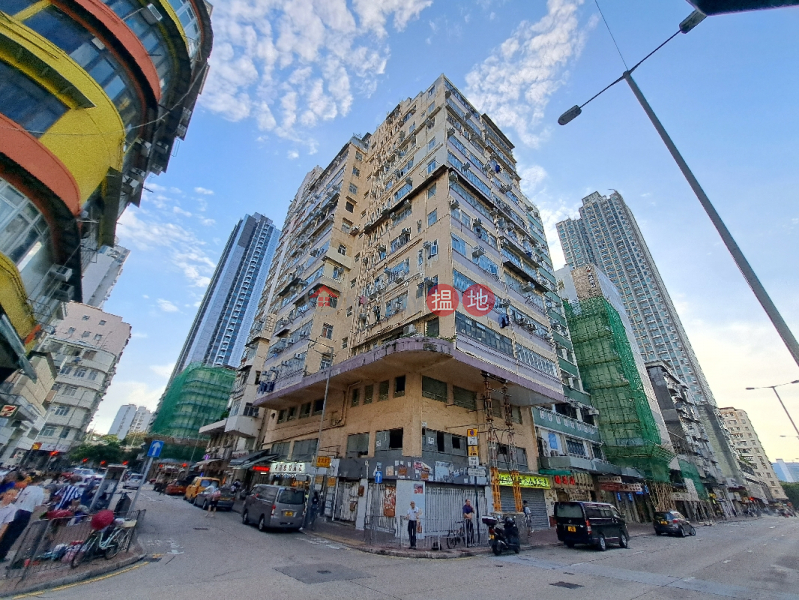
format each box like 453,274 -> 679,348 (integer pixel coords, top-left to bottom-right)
169,213 -> 280,381
720,407 -> 788,502
773,459 -> 799,483
240,75 -> 575,532
108,402 -> 150,439
556,191 -> 743,489
0,0 -> 212,381
81,244 -> 130,308
27,302 -> 130,465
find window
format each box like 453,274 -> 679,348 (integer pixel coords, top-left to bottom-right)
81,315 -> 90,321
94,334 -> 103,341
338,244 -> 347,256
346,433 -> 370,457
351,388 -> 360,407
40,426 -> 56,437
428,240 -> 438,258
428,137 -> 436,151
53,405 -> 70,416
427,184 -> 436,198
452,436 -> 463,450
422,376 -> 447,402
451,234 -> 467,255
62,385 -> 77,396
394,375 -> 406,397
75,368 -> 87,378
313,399 -> 325,415
322,323 -> 333,339
83,350 -> 96,360
287,406 -> 297,421
437,431 -> 445,452
60,366 -> 72,376
299,403 -> 311,418
455,312 -> 514,357
82,331 -> 91,338
453,386 -> 476,410
271,441 -> 290,459
566,438 -> 587,457
351,278 -> 357,289
349,183 -> 358,195
341,219 -> 352,234
427,210 -> 437,227
292,438 -> 318,461
427,160 -> 437,174
364,384 -> 374,404
346,201 -> 354,213
352,166 -> 360,177
98,320 -> 106,326
355,151 -> 363,161
388,428 -> 403,449
342,336 -> 348,349
59,428 -> 70,439
332,266 -> 344,279
320,354 -> 332,369
426,318 -> 439,337
378,380 -> 389,401
66,327 -> 75,335
0,61 -> 67,137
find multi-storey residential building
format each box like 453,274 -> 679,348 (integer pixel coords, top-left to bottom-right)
108,403 -> 150,439
169,213 -> 280,381
720,407 -> 787,503
80,245 -> 130,308
27,303 -> 131,466
556,192 -> 744,490
646,361 -> 725,519
0,0 -> 212,382
245,76 -> 567,532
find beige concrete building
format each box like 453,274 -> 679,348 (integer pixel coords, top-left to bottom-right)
28,303 -> 131,465
720,407 -> 787,502
238,75 -> 574,533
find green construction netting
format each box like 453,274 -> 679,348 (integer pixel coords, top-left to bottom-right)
678,458 -> 709,500
149,362 -> 235,440
564,297 -> 674,482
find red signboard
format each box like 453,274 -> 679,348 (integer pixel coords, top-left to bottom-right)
253,465 -> 271,473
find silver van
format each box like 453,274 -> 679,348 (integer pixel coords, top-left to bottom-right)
241,484 -> 306,531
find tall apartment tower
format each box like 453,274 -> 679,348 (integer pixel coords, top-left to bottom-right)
81,245 -> 130,308
719,407 -> 788,502
108,403 -> 151,439
252,75 -> 569,527
170,214 -> 280,380
556,192 -> 744,488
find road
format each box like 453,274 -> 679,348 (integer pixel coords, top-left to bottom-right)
26,488 -> 799,600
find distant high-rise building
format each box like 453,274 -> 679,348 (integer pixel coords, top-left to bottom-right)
772,459 -> 799,483
556,192 -> 743,488
81,245 -> 130,308
108,403 -> 151,440
169,214 -> 280,381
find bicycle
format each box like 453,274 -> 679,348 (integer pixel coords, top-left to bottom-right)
446,520 -> 476,549
70,519 -> 136,568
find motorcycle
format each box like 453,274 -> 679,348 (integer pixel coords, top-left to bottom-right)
482,515 -> 520,556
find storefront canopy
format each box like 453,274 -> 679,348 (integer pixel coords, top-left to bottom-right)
229,450 -> 278,470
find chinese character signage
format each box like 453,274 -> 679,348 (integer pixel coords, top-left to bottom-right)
498,472 -> 551,489
427,284 -> 498,317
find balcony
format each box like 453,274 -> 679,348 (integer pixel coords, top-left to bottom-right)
540,454 -> 618,474
533,406 -> 601,443
224,414 -> 261,438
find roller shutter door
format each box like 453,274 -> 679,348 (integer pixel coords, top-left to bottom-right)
500,488 -> 549,529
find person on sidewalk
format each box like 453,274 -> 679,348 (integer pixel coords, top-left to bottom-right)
406,501 -> 421,549
52,476 -> 82,510
205,486 -> 221,518
462,499 -> 475,545
0,473 -> 45,562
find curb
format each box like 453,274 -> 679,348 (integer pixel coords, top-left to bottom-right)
0,549 -> 146,598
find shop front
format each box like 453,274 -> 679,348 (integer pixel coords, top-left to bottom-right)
497,472 -> 551,529
597,476 -> 653,523
550,471 -> 595,503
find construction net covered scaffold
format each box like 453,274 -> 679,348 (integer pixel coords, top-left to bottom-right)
564,297 -> 674,483
149,362 -> 236,440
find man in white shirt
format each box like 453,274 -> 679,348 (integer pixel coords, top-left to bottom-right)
0,474 -> 45,561
405,501 -> 421,549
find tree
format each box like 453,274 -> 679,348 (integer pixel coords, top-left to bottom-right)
69,439 -> 124,466
783,482 -> 799,508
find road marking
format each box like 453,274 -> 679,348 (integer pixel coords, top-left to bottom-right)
11,562 -> 147,599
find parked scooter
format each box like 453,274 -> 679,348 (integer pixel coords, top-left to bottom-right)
482,515 -> 521,556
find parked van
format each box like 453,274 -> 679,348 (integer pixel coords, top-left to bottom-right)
241,485 -> 306,531
184,477 -> 220,502
554,501 -> 629,551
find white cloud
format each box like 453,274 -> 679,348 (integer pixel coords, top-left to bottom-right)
465,0 -> 595,147
194,187 -> 214,195
117,208 -> 216,287
150,362 -> 176,379
156,299 -> 180,313
287,150 -> 299,159
201,0 -> 432,144
173,206 -> 193,217
131,331 -> 148,339
200,217 -> 217,227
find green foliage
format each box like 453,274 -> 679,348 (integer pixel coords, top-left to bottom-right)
783,482 -> 799,507
69,439 -> 124,466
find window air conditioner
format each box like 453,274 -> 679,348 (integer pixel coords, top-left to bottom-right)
48,265 -> 72,282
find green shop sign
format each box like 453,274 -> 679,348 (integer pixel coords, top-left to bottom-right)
498,472 -> 551,489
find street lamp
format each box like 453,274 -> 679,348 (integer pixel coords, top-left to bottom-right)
746,380 -> 799,439
558,10 -> 799,370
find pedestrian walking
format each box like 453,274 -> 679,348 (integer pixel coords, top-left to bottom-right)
0,490 -> 19,540
0,473 -> 45,562
405,501 -> 421,549
205,486 -> 221,518
0,472 -> 18,495
462,499 -> 475,545
52,476 -> 82,510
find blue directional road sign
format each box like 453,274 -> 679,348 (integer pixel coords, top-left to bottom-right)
374,471 -> 383,484
147,440 -> 164,458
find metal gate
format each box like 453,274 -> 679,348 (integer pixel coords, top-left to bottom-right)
335,481 -> 360,522
425,484 -> 489,541
500,487 -> 549,529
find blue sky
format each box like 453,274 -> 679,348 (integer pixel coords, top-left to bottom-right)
96,0 -> 799,463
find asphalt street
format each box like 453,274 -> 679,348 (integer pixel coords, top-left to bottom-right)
23,488 -> 799,600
